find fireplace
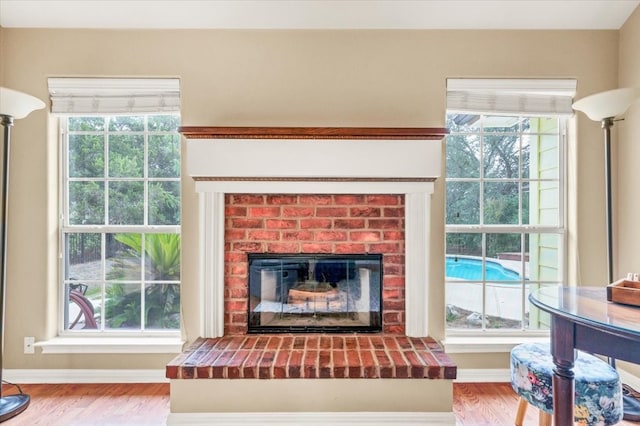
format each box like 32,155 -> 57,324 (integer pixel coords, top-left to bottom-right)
248,253 -> 383,333
168,127 -> 454,424
182,126 -> 448,338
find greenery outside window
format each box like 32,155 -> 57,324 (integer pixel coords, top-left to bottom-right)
445,113 -> 565,333
61,114 -> 181,334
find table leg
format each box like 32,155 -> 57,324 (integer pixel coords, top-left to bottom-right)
551,315 -> 576,426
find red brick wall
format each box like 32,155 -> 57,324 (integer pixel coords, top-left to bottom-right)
224,194 -> 406,335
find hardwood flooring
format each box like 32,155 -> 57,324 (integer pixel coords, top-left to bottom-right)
2,383 -> 169,425
1,382 -> 638,425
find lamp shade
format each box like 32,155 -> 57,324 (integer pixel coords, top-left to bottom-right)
572,87 -> 640,122
0,87 -> 46,120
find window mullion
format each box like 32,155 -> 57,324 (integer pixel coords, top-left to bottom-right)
61,225 -> 180,234
100,232 -> 106,331
521,232 -> 526,329
446,225 -> 563,233
144,116 -> 149,227
104,117 -> 110,227
479,116 -> 485,227
559,120 -> 567,230
481,232 -> 487,330
140,233 -> 146,331
518,117 -> 524,227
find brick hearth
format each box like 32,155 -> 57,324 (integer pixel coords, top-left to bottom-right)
166,335 -> 456,380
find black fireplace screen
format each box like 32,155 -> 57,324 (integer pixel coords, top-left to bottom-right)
248,254 -> 382,333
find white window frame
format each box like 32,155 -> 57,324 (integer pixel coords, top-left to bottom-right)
43,78 -> 184,353
58,114 -> 182,337
443,78 -> 574,341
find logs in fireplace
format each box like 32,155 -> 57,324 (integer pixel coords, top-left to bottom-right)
248,254 -> 382,333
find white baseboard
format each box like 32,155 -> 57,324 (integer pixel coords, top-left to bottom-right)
5,368 -> 507,384
0,368 -> 515,384
3,369 -> 168,383
455,368 -> 510,383
166,412 -> 456,425
4,367 -> 637,388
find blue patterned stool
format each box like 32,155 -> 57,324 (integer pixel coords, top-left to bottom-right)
510,342 -> 623,426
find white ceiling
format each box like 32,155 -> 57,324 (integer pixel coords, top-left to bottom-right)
0,0 -> 638,30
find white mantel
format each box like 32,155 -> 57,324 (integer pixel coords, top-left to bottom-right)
183,127 -> 447,338
188,137 -> 441,180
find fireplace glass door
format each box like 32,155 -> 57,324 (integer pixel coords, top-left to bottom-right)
248,254 -> 382,333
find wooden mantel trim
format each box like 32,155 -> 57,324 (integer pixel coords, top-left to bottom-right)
179,126 -> 449,140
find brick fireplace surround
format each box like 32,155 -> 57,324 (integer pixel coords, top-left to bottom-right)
166,127 -> 457,425
225,193 -> 406,335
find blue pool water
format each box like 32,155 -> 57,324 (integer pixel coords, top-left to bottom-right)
446,256 -> 521,281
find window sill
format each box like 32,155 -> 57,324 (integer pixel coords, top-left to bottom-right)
36,336 -> 185,354
442,335 -> 549,354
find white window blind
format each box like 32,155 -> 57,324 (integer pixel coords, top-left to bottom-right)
447,78 -> 577,116
48,78 -> 180,114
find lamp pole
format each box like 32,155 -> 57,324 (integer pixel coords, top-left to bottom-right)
602,117 -> 614,284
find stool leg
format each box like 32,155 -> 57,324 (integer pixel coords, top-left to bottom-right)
515,397 -> 528,426
538,410 -> 551,426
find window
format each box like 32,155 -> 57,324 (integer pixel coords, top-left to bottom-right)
445,79 -> 575,334
50,78 -> 181,335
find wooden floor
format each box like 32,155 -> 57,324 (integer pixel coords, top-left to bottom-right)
2,383 -> 169,425
1,382 -> 638,425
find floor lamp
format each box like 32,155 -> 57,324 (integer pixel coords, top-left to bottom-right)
573,87 -> 640,421
573,88 -> 640,284
0,87 -> 45,422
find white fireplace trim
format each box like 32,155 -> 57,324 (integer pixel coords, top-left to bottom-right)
405,192 -> 431,337
196,181 -> 434,338
187,138 -> 441,180
199,192 -> 226,338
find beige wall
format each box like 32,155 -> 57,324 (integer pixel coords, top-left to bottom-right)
618,4 -> 640,291
614,5 -> 640,378
0,27 -> 624,371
